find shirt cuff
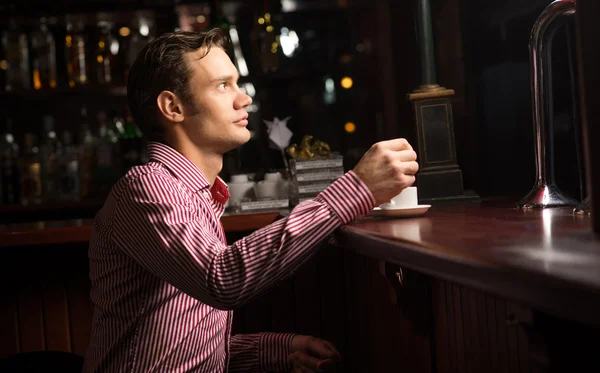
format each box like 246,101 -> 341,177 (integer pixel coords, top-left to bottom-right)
259,332 -> 295,373
315,170 -> 375,224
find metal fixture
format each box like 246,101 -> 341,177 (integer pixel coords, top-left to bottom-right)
518,0 -> 579,208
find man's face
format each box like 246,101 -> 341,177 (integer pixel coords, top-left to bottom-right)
180,47 -> 252,154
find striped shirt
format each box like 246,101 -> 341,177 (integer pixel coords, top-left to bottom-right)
83,142 -> 374,373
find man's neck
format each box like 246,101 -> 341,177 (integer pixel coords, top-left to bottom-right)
187,150 -> 223,187
165,135 -> 222,187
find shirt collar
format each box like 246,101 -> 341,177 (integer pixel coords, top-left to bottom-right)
147,142 -> 230,204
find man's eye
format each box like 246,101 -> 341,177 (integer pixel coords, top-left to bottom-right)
218,83 -> 226,89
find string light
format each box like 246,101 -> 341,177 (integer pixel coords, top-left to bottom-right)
340,77 -> 353,89
344,122 -> 356,133
119,27 -> 131,37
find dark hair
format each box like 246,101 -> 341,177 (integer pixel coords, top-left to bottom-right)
127,28 -> 227,142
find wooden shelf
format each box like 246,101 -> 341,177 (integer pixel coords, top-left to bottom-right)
0,199 -> 106,224
0,85 -> 127,99
0,1 -> 170,19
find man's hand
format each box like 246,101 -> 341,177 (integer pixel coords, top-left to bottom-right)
288,335 -> 341,372
353,138 -> 419,206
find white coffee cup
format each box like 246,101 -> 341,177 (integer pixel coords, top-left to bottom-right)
254,180 -> 278,199
380,186 -> 419,210
228,175 -> 255,207
264,172 -> 282,182
230,174 -> 249,183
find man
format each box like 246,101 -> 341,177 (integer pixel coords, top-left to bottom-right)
83,28 -> 418,373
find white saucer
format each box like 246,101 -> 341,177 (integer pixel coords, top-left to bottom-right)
369,205 -> 431,218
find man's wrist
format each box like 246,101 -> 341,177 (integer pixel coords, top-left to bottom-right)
315,170 -> 375,224
259,332 -> 296,372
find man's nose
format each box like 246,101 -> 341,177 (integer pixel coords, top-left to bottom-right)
235,92 -> 252,109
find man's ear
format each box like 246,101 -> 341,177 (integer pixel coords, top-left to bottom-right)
156,90 -> 185,124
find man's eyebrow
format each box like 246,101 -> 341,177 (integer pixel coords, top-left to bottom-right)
210,74 -> 239,83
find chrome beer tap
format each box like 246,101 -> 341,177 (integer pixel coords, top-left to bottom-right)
518,0 -> 580,208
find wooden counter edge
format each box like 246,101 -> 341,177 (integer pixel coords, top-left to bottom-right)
334,226 -> 600,328
0,211 -> 282,248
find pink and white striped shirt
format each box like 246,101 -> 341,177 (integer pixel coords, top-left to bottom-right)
83,142 -> 374,373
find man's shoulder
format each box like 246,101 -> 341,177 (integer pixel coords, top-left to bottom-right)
117,162 -> 179,193
111,161 -> 200,208
92,162 -> 194,239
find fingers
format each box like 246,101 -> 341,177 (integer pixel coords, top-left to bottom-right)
400,161 -> 419,176
292,364 -> 313,373
290,351 -> 321,371
317,358 -> 340,371
375,138 -> 413,151
306,337 -> 339,360
321,340 -> 341,360
402,174 -> 416,188
397,149 -> 417,162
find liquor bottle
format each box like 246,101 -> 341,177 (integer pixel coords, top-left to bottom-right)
65,16 -> 88,87
40,115 -> 62,201
31,17 -> 58,90
2,18 -> 31,91
124,13 -> 154,81
58,131 -> 80,200
120,106 -> 145,173
94,110 -> 117,197
95,22 -> 113,84
19,134 -> 42,205
0,118 -> 20,204
209,0 -> 231,31
79,106 -> 96,199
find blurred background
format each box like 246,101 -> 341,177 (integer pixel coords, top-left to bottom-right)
0,0 -> 585,222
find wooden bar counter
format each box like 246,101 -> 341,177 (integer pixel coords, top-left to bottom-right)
336,200 -> 600,327
2,202 -> 599,372
334,199 -> 600,372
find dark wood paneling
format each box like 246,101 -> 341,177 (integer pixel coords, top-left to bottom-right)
16,259 -> 45,353
431,279 -> 534,373
343,250 -> 367,373
291,254 -> 322,338
3,240 -> 543,373
576,0 -> 600,232
65,250 -> 94,357
269,278 -> 296,334
318,245 -> 347,358
41,277 -> 71,352
432,280 -> 449,373
0,272 -> 19,356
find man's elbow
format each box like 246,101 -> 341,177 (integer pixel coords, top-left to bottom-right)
205,294 -> 244,311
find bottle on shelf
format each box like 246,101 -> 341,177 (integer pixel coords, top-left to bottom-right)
209,0 -> 231,31
79,106 -> 96,199
0,117 -> 20,205
58,131 -> 80,201
95,110 -> 119,197
95,21 -> 114,85
19,133 -> 42,205
40,115 -> 62,201
65,15 -> 89,87
120,106 -> 145,174
124,13 -> 155,81
2,18 -> 31,91
31,17 -> 58,90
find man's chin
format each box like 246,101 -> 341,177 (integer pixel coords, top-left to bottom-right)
223,131 -> 251,153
